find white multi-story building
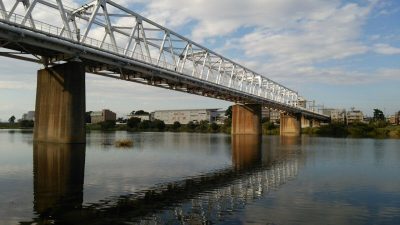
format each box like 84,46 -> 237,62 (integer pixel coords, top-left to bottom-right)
22,111 -> 35,121
347,108 -> 364,125
388,111 -> 400,125
262,108 -> 280,123
330,109 -> 347,124
153,109 -> 220,124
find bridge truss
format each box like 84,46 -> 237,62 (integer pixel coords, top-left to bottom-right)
0,0 -> 328,119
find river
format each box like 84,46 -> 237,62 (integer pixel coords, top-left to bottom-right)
0,130 -> 399,224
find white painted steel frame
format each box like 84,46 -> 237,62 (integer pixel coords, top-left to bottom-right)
0,0 -> 327,117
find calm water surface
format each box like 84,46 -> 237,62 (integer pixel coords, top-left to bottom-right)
0,130 -> 400,225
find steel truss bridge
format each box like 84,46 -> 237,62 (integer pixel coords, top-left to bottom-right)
0,0 -> 328,120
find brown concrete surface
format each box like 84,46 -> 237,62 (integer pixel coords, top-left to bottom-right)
34,62 -> 85,143
301,115 -> 311,128
280,113 -> 301,136
231,104 -> 262,135
312,119 -> 321,128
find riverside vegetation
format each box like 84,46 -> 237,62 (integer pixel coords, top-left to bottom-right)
303,122 -> 400,138
3,109 -> 399,139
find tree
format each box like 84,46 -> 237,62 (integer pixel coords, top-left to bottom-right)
127,117 -> 141,128
151,119 -> 166,131
116,117 -> 126,123
20,120 -> 34,128
171,121 -> 181,131
225,106 -> 232,119
373,109 -> 385,121
197,120 -> 209,132
261,117 -> 269,123
100,120 -> 116,130
223,118 -> 232,126
135,110 -> 149,115
139,120 -> 151,129
85,111 -> 92,123
8,115 -> 16,124
209,122 -> 219,132
187,121 -> 197,131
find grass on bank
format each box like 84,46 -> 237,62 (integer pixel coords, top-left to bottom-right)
303,122 -> 400,139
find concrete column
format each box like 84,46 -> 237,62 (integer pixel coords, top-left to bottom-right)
311,119 -> 321,128
280,113 -> 301,136
231,104 -> 261,135
34,62 -> 85,143
301,115 -> 311,128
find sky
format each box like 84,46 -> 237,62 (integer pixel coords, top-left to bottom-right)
0,0 -> 399,121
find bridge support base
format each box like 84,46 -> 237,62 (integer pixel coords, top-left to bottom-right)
312,119 -> 321,128
231,104 -> 261,135
34,62 -> 86,143
280,113 -> 301,136
301,116 -> 311,128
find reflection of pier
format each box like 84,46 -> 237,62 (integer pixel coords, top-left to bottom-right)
30,136 -> 300,224
33,143 -> 85,224
138,152 -> 298,224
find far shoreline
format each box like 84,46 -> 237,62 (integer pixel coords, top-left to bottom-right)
2,122 -> 400,139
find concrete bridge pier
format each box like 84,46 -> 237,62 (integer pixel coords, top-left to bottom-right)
301,115 -> 311,128
280,113 -> 301,136
311,119 -> 321,128
34,62 -> 86,143
231,104 -> 262,135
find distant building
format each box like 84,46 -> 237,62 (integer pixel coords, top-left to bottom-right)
214,110 -> 227,124
321,108 -> 334,117
389,111 -> 400,125
262,108 -> 280,123
153,109 -> 220,124
297,97 -> 307,108
22,111 -> 35,121
346,108 -> 364,125
389,115 -> 396,124
397,111 -> 400,125
90,109 -> 116,123
330,109 -> 346,124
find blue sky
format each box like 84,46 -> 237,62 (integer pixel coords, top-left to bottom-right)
0,0 -> 399,121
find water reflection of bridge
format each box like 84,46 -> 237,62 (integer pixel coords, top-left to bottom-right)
30,135 -> 301,225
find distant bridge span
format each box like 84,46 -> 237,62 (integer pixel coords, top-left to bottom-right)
0,0 -> 329,143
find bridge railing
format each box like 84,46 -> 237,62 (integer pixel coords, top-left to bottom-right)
2,9 -> 177,70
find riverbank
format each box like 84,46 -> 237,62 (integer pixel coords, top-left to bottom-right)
3,121 -> 399,139
86,120 -> 231,133
0,121 -> 34,129
303,123 -> 400,139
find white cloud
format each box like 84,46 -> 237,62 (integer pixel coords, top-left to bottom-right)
131,0 -> 385,88
138,0 -> 342,41
373,43 -> 400,55
0,81 -> 35,90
